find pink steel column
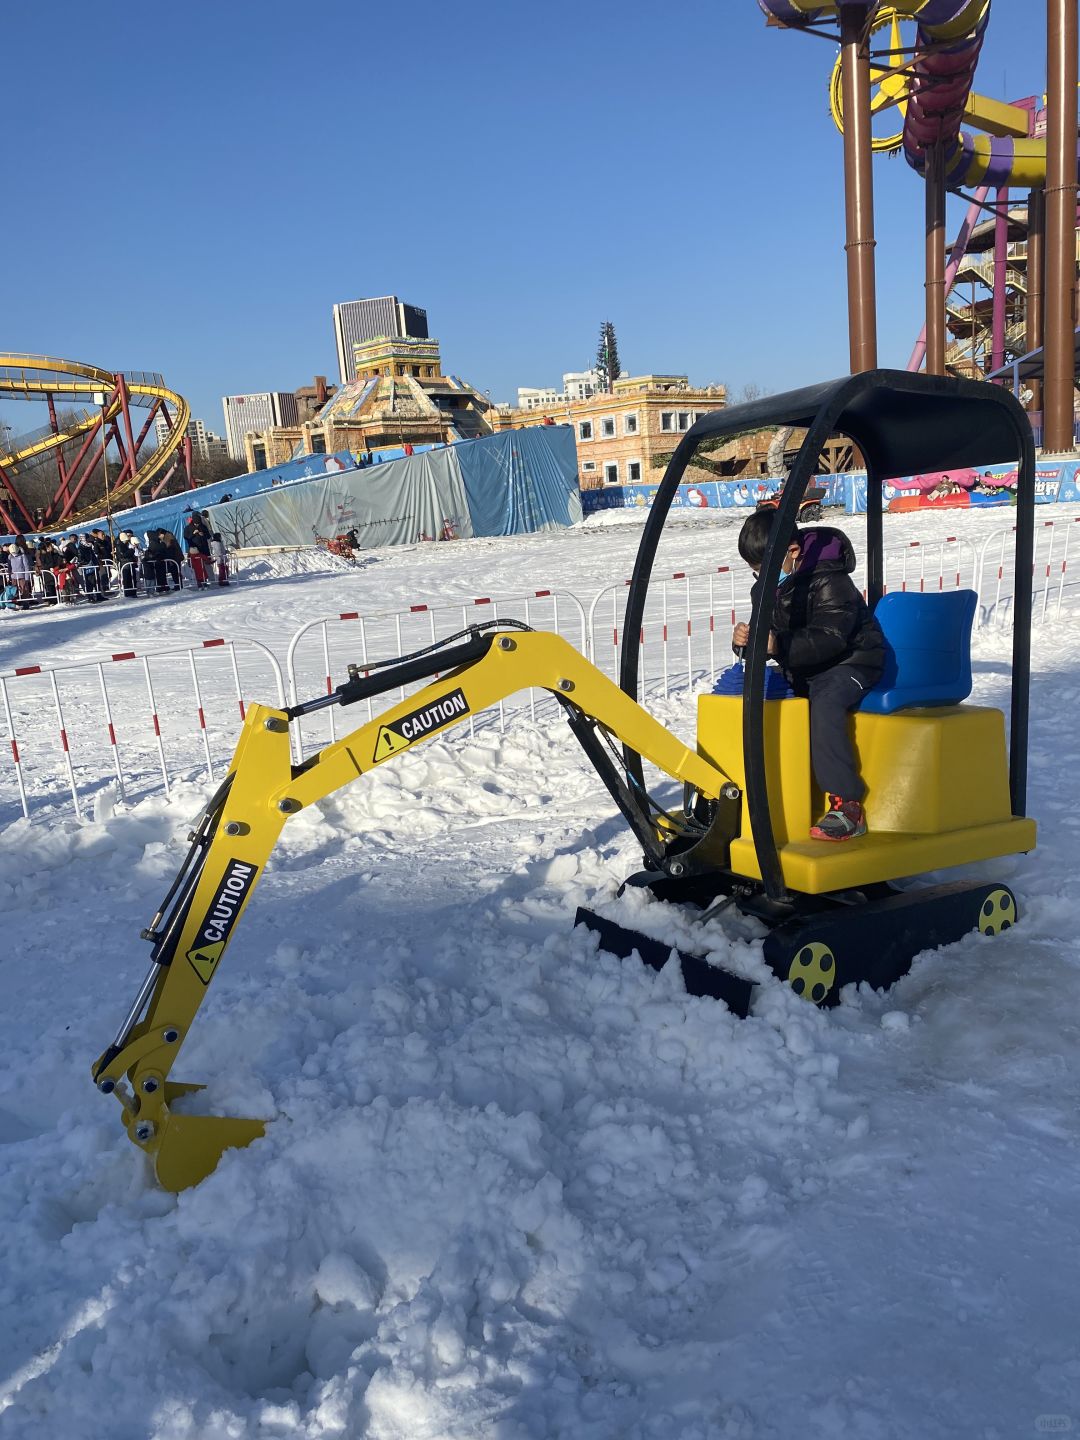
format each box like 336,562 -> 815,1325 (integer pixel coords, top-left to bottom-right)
908,185 -> 992,371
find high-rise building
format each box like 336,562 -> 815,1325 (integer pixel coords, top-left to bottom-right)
332,295 -> 429,383
153,415 -> 229,462
515,370 -> 603,411
563,369 -> 603,402
517,387 -> 559,411
221,392 -> 300,461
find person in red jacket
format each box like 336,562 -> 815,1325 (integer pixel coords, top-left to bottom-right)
183,512 -> 212,588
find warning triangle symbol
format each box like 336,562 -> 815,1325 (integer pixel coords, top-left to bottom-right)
187,941 -> 224,984
373,725 -> 410,763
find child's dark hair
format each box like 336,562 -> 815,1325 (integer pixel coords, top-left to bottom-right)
738,508 -> 787,569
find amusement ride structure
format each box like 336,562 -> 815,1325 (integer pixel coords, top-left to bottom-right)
759,0 -> 1080,452
0,354 -> 194,534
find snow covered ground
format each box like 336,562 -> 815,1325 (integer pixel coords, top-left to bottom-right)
1,506 -> 1078,1439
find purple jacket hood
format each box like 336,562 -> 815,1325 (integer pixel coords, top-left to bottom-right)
793,526 -> 856,577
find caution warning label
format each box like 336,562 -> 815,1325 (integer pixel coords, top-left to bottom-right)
186,858 -> 259,984
372,687 -> 471,764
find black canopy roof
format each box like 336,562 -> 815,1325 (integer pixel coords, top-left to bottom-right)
682,368 -> 1028,479
620,369 -> 1036,901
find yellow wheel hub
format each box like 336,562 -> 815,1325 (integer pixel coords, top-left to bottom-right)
978,888 -> 1017,936
787,941 -> 837,1004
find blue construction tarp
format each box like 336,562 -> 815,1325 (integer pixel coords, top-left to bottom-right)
458,427 -> 581,536
98,452 -> 358,544
205,426 -> 582,550
6,428 -> 582,549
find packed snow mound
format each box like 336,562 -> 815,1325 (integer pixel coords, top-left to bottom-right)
1,510 -> 1079,1437
234,548 -> 356,580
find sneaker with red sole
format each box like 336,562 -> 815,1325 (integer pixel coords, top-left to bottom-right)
810,795 -> 866,842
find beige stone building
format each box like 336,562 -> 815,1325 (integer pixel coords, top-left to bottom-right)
489,374 -> 863,488
243,336 -> 492,470
489,375 -> 728,490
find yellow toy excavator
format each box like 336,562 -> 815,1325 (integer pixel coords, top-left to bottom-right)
92,371 -> 1037,1191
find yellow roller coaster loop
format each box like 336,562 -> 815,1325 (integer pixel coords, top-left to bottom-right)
829,9 -> 911,153
0,353 -> 191,532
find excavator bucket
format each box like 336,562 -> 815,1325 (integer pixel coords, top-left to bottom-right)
131,1085 -> 266,1193
151,1115 -> 266,1193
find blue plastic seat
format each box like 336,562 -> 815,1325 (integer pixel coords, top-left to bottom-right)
858,590 -> 977,714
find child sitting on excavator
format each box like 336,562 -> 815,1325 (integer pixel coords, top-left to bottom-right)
733,508 -> 884,842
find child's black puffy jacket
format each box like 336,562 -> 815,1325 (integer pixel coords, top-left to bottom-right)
751,527 -> 885,681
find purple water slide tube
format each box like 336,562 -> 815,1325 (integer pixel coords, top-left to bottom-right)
758,1 -> 1080,187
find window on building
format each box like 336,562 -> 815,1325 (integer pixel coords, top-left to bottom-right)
627,460 -> 642,482
582,461 -> 597,472
579,420 -> 593,441
678,411 -> 691,430
252,446 -> 267,471
310,434 -> 327,454
623,413 -> 639,435
660,411 -> 675,432
604,462 -> 619,484
600,416 -> 616,439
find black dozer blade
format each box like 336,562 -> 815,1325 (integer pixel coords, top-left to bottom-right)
575,906 -> 755,1016
576,879 -> 1017,1014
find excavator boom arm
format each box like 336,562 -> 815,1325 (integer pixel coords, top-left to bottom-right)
92,628 -> 738,1190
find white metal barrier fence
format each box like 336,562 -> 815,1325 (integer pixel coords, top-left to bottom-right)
0,638 -> 285,820
587,568 -> 743,702
878,536 -> 980,596
3,523 -> 1076,823
976,517 -> 1080,625
20,553 -> 240,607
285,590 -> 589,757
584,540 -> 980,702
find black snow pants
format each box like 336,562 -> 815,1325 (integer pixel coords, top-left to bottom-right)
794,663 -> 881,802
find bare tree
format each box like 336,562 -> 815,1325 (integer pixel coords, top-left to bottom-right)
736,382 -> 770,404
191,452 -> 247,487
215,502 -> 266,548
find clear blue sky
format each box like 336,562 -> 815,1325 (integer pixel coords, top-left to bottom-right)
1,0 -> 1051,434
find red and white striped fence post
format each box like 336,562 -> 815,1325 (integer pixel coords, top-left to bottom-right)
95,661 -> 126,802
0,676 -> 28,819
47,671 -> 80,817
0,639 -> 286,819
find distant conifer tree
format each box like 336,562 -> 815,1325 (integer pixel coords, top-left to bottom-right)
596,321 -> 620,393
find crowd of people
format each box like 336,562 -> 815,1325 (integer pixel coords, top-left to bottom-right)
0,510 -> 230,612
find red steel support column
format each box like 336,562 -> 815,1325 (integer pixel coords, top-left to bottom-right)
45,391 -> 69,501
117,375 -> 140,495
0,459 -> 37,532
54,414 -> 107,519
58,414 -> 113,521
1044,0 -> 1079,452
925,142 -> 947,375
840,3 -> 878,372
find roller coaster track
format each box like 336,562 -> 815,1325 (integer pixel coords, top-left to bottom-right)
0,353 -> 192,533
